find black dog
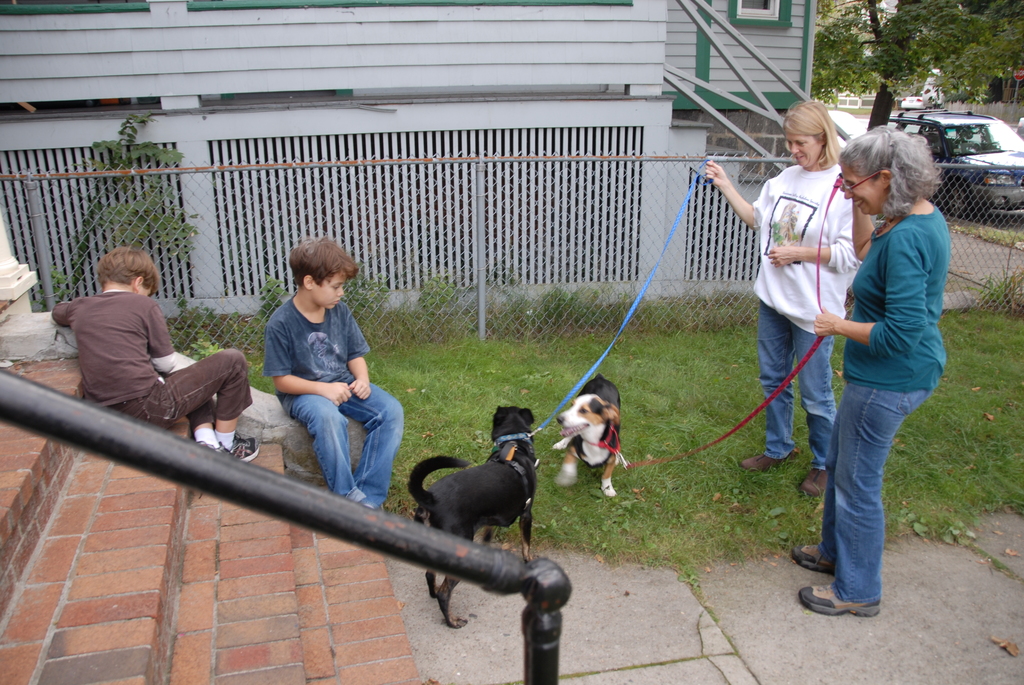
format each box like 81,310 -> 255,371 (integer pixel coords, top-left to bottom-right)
407,406 -> 537,628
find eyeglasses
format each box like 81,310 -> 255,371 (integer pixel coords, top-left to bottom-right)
839,170 -> 882,193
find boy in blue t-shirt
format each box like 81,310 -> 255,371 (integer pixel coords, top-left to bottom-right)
263,238 -> 404,507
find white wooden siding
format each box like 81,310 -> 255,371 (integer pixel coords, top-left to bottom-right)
0,0 -> 668,103
665,0 -> 806,96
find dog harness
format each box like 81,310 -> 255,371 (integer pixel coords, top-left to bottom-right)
489,436 -> 538,514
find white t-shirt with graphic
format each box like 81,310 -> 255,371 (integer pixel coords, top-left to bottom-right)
752,164 -> 858,333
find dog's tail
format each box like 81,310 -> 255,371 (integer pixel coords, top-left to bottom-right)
407,456 -> 470,510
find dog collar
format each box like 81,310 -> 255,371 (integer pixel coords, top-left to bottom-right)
586,424 -> 621,455
493,432 -> 532,446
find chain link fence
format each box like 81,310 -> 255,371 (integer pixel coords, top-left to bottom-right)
2,156 -> 1022,356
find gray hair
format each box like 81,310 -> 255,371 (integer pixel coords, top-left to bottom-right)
839,127 -> 942,217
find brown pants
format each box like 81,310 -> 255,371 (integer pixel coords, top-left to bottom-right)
110,349 -> 253,433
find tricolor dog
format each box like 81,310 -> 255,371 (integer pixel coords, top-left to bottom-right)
407,406 -> 537,628
553,374 -> 626,497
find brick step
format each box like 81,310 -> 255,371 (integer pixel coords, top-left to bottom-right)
170,444 -> 420,685
1,361 -> 421,685
0,361 -> 83,623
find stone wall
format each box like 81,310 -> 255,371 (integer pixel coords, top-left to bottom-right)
673,109 -> 788,157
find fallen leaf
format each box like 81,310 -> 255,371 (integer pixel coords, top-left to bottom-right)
595,554 -> 604,564
421,432 -> 434,438
972,387 -> 981,391
984,412 -> 995,421
704,567 -> 712,573
994,530 -> 1004,535
623,590 -> 630,596
834,369 -> 843,377
1006,549 -> 1019,557
405,388 -> 416,393
769,562 -> 777,567
990,636 -> 1020,657
712,492 -> 722,502
520,388 -> 530,394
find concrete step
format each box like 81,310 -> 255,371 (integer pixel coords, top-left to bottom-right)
1,361 -> 420,685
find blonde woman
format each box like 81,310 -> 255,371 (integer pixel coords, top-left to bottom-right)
704,101 -> 859,496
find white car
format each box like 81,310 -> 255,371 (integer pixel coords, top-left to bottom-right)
827,110 -> 868,146
900,96 -> 926,110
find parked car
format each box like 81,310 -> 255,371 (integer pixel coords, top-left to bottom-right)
889,110 -> 1024,216
900,96 -> 926,110
827,109 -> 867,147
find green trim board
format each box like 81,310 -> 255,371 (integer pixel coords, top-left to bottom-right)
188,0 -> 631,9
667,88 -> 802,110
0,3 -> 148,14
727,0 -> 791,27
695,0 -> 713,83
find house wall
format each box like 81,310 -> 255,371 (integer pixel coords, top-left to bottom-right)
665,0 -> 810,109
0,0 -> 667,104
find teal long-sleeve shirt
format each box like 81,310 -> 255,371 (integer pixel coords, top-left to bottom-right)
843,209 -> 951,392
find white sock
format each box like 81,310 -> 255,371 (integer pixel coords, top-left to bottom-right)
215,430 -> 236,450
194,427 -> 218,449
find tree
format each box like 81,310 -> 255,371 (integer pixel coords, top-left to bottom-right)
813,0 -> 984,129
941,0 -> 1024,100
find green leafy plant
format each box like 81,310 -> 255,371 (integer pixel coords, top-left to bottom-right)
976,268 -> 1024,316
344,269 -> 391,315
259,277 -> 289,320
71,113 -> 197,292
189,336 -> 223,360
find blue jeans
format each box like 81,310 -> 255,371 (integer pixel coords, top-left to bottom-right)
289,385 -> 404,508
818,382 -> 932,603
757,302 -> 836,469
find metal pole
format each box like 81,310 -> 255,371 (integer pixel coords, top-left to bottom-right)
25,176 -> 56,310
521,558 -> 572,685
474,160 -> 487,340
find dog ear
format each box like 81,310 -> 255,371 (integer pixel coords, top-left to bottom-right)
519,407 -> 535,425
601,404 -> 620,425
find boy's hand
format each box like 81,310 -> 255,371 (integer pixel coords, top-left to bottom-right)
349,379 -> 371,400
319,382 -> 353,405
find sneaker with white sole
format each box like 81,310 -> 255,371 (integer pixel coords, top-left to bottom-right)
222,435 -> 260,462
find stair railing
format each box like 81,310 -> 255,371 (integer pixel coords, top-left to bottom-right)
0,370 -> 571,685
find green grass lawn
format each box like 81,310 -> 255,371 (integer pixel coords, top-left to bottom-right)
250,308 -> 1024,580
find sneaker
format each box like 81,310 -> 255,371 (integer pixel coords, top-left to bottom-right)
222,436 -> 260,463
740,452 -> 790,471
799,468 -> 827,497
791,544 -> 835,574
798,584 -> 880,617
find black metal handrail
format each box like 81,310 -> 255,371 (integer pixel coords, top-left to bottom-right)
0,370 -> 571,684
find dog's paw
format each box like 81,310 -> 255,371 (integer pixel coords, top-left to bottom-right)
446,615 -> 468,629
554,467 -> 577,487
552,438 -> 569,450
601,479 -> 617,497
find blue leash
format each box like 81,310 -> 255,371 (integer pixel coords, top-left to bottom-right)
533,161 -> 711,434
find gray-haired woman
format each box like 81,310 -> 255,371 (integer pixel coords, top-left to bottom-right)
791,128 -> 950,616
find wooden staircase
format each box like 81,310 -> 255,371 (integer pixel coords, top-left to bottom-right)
0,360 -> 421,685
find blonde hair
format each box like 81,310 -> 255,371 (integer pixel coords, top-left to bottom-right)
783,101 -> 841,169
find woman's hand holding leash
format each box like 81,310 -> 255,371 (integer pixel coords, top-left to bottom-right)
814,308 -> 843,337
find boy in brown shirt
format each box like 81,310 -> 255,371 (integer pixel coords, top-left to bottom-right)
52,247 -> 259,460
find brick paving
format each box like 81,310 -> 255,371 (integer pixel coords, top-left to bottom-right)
0,361 -> 422,685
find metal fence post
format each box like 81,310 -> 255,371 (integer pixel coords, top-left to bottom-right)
24,176 -> 56,311
521,557 -> 571,685
474,160 -> 487,340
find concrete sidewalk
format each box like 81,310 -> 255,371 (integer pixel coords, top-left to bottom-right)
387,512 -> 1023,684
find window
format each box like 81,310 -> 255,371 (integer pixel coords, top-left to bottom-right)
728,0 -> 791,26
738,0 -> 776,19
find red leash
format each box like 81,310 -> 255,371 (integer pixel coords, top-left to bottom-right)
627,175 -> 844,470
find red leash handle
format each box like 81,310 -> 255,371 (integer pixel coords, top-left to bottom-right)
628,175 -> 843,470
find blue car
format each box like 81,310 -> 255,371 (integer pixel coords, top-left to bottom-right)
889,110 -> 1024,217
